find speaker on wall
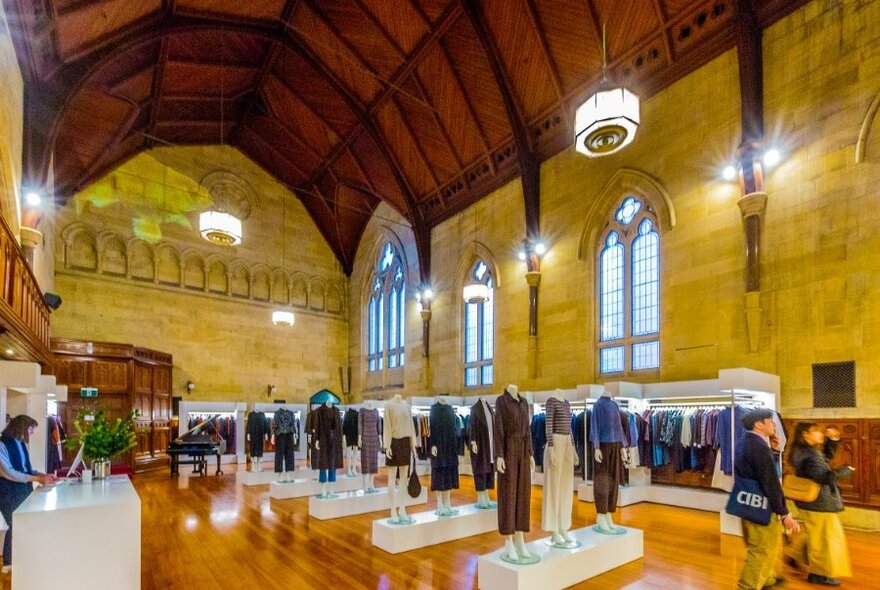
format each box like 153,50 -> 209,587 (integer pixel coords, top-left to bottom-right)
44,292 -> 62,310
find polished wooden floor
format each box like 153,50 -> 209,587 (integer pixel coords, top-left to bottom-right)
15,466 -> 880,589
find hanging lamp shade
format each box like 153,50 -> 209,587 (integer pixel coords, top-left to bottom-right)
463,282 -> 490,304
199,210 -> 242,246
574,86 -> 640,158
272,310 -> 295,326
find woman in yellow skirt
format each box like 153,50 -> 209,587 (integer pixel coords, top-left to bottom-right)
787,423 -> 853,586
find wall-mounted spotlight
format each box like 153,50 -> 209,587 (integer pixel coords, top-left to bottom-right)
24,191 -> 42,207
762,148 -> 781,167
517,240 -> 549,262
722,165 -> 737,181
415,287 -> 433,310
267,384 -> 278,397
186,380 -> 195,393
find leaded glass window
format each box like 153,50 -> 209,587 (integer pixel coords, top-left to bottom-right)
367,242 -> 406,372
464,260 -> 494,387
597,197 -> 661,374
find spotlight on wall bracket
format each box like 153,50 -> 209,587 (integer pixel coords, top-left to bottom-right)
186,380 -> 195,393
267,384 -> 278,397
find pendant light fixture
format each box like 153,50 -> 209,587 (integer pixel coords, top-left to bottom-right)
272,193 -> 294,327
574,25 -> 640,158
199,35 -> 243,246
462,205 -> 489,304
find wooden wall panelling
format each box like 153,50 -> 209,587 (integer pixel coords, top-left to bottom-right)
865,420 -> 880,507
89,359 -> 130,393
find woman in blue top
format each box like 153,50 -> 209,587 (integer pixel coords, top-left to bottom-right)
0,415 -> 57,573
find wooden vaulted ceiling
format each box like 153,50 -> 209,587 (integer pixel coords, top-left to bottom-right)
4,0 -> 805,274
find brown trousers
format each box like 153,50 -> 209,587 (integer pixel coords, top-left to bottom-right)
497,436 -> 531,535
594,442 -> 621,513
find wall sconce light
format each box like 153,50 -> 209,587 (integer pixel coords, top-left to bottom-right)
415,287 -> 433,311
186,380 -> 195,393
24,190 -> 42,207
267,384 -> 278,397
516,240 -> 549,264
721,147 -> 783,182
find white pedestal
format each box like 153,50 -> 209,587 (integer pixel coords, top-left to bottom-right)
720,510 -> 743,536
372,504 -> 497,554
14,477 -> 140,590
577,483 -> 648,507
309,486 -> 428,520
239,468 -> 317,486
269,475 -> 362,499
477,526 -> 643,590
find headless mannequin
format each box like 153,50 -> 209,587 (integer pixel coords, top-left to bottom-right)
545,389 -> 580,546
592,393 -> 628,533
316,400 -> 337,498
431,397 -> 458,516
385,394 -> 416,523
496,385 -> 537,563
471,397 -> 496,509
247,411 -> 266,473
276,407 -> 292,483
360,399 -> 377,493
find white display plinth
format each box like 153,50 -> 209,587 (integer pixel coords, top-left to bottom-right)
720,510 -> 743,536
577,483 -> 647,507
270,475 -> 362,499
14,477 -> 140,590
477,526 -> 643,590
239,468 -> 317,486
372,504 -> 497,554
309,486 -> 428,520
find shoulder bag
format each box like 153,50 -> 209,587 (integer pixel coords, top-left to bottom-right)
782,474 -> 821,503
726,477 -> 773,525
407,455 -> 422,498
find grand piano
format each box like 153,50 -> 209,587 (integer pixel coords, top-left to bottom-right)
167,415 -> 224,478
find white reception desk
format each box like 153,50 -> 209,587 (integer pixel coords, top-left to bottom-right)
13,476 -> 141,590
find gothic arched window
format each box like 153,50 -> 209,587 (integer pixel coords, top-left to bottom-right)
368,242 -> 405,371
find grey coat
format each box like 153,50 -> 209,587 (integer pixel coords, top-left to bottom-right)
791,439 -> 851,513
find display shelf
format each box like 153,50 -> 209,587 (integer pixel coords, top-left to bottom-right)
477,526 -> 643,590
308,486 -> 428,520
372,504 -> 497,554
269,475 -> 363,499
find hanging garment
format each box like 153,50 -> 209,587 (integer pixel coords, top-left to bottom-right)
531,413 -> 546,467
274,433 -> 295,473
342,408 -> 359,448
494,391 -> 532,535
429,402 -> 460,491
314,404 -> 343,470
247,411 -> 269,457
469,399 -> 495,491
358,407 -> 381,474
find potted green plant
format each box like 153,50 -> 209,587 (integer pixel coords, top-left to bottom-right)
67,408 -> 138,480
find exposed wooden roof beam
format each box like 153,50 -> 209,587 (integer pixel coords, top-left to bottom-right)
411,74 -> 463,170
522,0 -> 563,101
390,96 -> 440,188
436,39 -> 492,159
461,0 -> 540,239
68,103 -> 143,194
145,40 -> 169,149
649,0 -> 675,62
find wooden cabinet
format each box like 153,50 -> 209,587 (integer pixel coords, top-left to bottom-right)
52,339 -> 173,474
783,418 -> 880,510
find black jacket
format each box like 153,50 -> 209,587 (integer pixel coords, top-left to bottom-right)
791,439 -> 850,513
735,432 -> 788,516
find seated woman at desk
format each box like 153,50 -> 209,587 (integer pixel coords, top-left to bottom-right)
0,415 -> 57,573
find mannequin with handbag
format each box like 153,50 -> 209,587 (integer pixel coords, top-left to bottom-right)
784,423 -> 854,586
383,395 -> 418,524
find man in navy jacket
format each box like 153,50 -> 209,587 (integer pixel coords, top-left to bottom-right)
735,409 -> 800,589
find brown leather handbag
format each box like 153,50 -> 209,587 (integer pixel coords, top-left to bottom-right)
407,455 -> 421,498
783,474 -> 821,502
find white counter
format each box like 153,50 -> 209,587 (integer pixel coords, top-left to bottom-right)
13,476 -> 141,590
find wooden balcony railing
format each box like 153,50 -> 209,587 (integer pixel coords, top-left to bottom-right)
0,214 -> 52,368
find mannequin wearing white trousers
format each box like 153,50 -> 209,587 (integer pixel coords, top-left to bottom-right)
542,390 -> 580,545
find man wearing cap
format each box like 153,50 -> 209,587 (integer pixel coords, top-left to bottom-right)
736,408 -> 800,589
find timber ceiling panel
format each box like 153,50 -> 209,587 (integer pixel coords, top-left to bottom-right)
54,0 -> 162,61
5,0 -> 809,273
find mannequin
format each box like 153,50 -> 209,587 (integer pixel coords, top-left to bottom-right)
358,400 -> 381,493
430,397 -> 460,516
542,389 -> 580,547
590,392 -> 627,534
314,400 -> 343,498
384,394 -> 417,524
469,396 -> 496,509
273,407 -> 297,483
495,385 -> 538,564
246,409 -> 269,472
342,406 -> 360,477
